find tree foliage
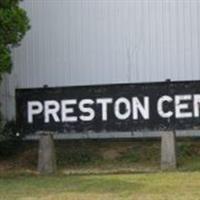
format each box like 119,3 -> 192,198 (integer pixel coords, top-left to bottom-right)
0,0 -> 29,145
0,0 -> 30,78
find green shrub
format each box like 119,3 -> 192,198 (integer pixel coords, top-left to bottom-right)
118,149 -> 140,163
177,143 -> 192,159
0,121 -> 24,159
56,142 -> 103,166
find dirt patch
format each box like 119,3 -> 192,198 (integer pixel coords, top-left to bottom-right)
100,143 -> 132,160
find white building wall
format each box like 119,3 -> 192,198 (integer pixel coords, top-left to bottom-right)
1,0 -> 200,120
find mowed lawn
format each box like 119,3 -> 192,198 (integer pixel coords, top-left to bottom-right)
0,172 -> 200,200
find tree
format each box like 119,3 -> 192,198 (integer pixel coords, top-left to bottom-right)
0,0 -> 30,144
0,0 -> 30,79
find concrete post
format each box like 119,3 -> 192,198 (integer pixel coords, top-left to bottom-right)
161,131 -> 177,170
37,132 -> 57,174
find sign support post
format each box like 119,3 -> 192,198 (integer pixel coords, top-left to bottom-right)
161,79 -> 177,170
37,132 -> 57,174
161,131 -> 177,170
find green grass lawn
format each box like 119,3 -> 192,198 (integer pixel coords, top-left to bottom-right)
1,171 -> 200,200
1,140 -> 200,199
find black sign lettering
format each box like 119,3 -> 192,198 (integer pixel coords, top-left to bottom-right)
15,81 -> 200,134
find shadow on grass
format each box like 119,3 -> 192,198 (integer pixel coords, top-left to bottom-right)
69,176 -> 142,193
0,174 -> 142,198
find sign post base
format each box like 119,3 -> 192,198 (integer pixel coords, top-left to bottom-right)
37,132 -> 56,174
161,131 -> 177,170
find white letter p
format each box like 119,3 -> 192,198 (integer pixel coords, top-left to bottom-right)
28,101 -> 43,123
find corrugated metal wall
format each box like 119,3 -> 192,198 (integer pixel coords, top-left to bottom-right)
1,0 -> 200,120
